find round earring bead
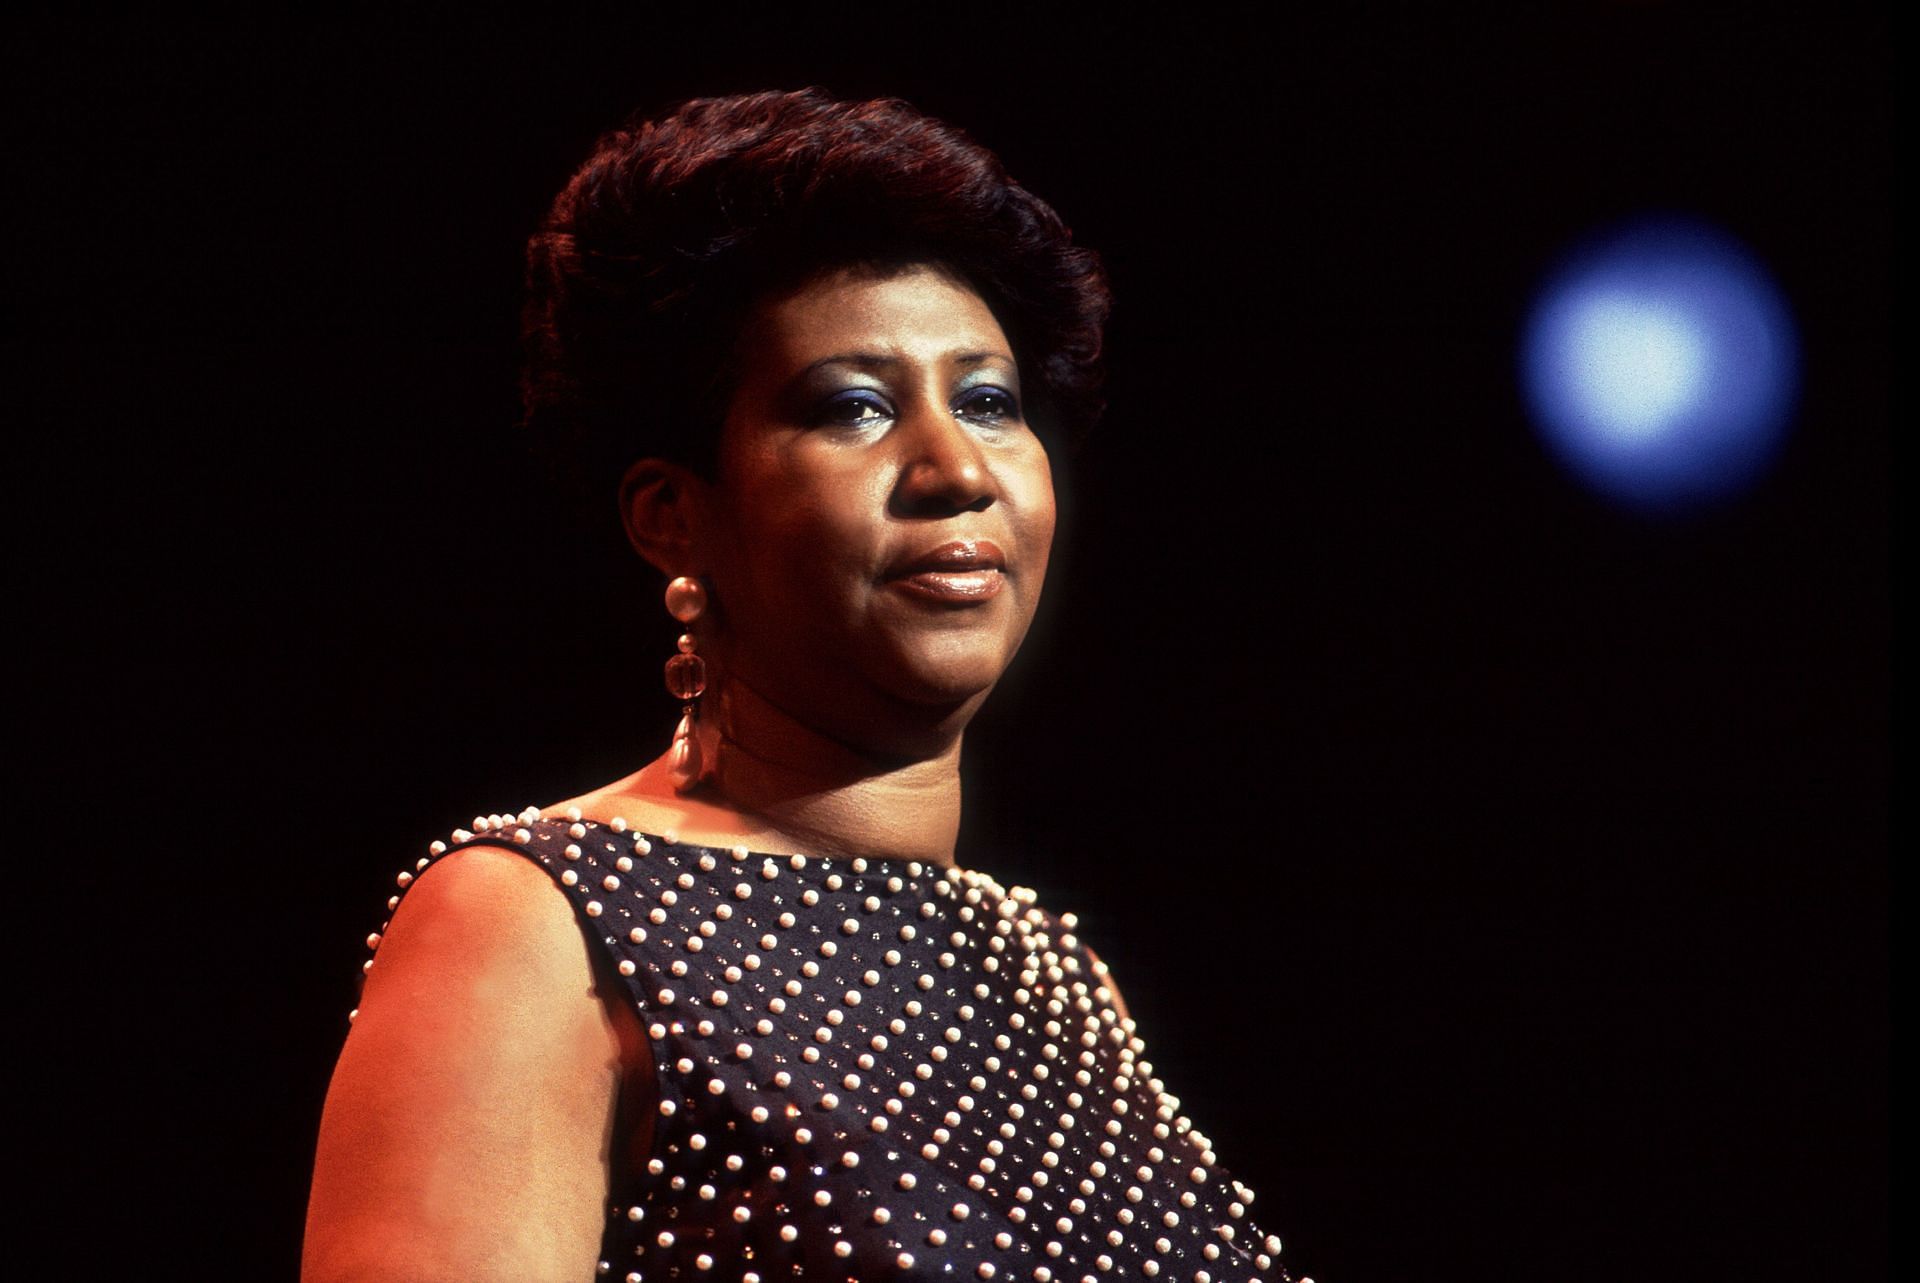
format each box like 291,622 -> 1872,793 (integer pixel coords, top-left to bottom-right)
664,575 -> 707,623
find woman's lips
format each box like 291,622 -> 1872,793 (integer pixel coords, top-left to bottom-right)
894,568 -> 1004,602
885,539 -> 1007,604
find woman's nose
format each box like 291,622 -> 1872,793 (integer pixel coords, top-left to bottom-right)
892,401 -> 995,516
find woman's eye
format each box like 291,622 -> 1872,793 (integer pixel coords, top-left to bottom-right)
813,390 -> 892,427
955,386 -> 1021,421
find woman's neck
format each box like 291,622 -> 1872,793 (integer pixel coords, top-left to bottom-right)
552,678 -> 966,867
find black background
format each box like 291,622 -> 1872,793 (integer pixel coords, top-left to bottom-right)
20,6 -> 1886,1281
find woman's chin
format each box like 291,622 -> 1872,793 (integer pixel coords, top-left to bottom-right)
874,638 -> 1017,712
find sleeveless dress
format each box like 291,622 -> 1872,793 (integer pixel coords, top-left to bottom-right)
356,808 -> 1297,1283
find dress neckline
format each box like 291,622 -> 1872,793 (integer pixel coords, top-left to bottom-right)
448,808 -> 977,882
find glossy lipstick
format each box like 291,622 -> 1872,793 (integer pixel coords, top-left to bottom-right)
885,539 -> 1006,604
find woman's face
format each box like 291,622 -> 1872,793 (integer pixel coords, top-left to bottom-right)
696,262 -> 1056,752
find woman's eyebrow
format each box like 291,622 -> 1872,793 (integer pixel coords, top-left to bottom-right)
951,351 -> 1017,370
795,350 -> 1017,378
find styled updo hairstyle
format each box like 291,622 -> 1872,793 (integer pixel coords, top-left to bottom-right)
521,89 -> 1111,513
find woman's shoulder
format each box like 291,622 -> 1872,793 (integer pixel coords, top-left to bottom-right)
376,838 -> 571,952
347,808 -> 659,1051
356,806 -> 657,1080
351,808 -> 657,1069
308,816 -> 638,1282
360,821 -> 611,1017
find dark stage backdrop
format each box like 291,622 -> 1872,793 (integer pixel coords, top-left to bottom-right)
21,8 -> 1886,1282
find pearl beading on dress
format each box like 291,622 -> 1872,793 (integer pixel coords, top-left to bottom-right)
359,808 -> 1295,1283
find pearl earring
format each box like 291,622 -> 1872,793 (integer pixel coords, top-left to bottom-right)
663,576 -> 709,792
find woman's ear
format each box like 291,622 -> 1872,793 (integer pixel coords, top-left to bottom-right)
619,458 -> 713,577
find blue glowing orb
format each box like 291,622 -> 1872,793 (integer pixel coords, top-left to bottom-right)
1520,217 -> 1798,511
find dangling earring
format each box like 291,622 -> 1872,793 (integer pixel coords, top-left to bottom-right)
662,575 -> 709,792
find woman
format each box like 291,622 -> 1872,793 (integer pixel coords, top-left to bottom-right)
305,89 -> 1297,1283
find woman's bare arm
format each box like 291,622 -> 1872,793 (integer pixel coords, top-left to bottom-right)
303,845 -> 634,1283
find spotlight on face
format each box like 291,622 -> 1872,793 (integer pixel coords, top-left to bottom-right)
1520,216 -> 1798,512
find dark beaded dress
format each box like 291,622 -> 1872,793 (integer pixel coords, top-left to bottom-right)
357,809 -> 1296,1283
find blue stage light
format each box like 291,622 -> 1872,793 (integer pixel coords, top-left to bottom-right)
1520,217 -> 1798,511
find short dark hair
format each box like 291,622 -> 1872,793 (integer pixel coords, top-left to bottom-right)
521,89 -> 1111,510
